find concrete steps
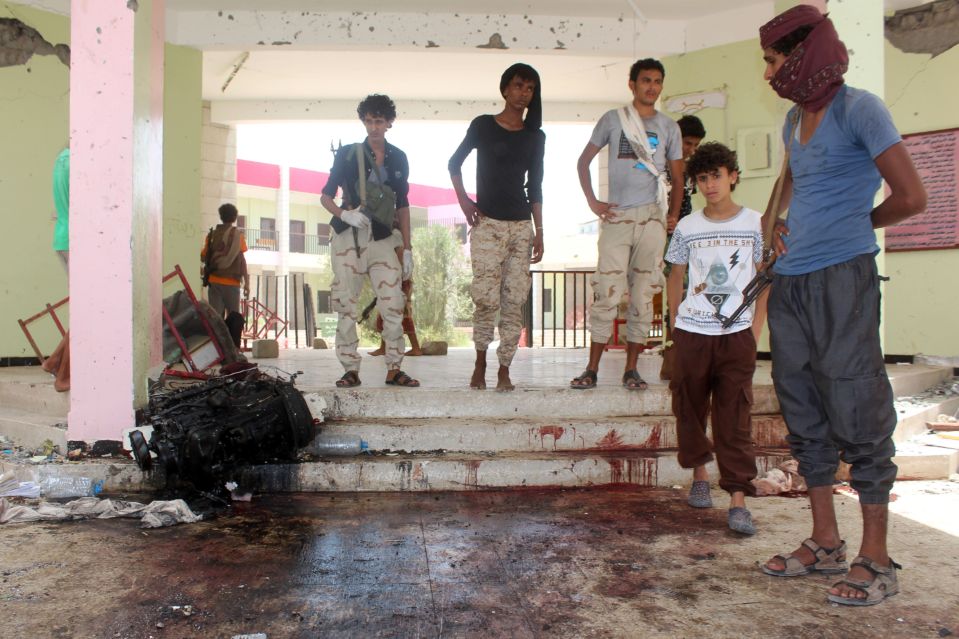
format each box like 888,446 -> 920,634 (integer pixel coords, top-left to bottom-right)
321,415 -> 790,453
0,362 -> 955,494
241,450 -> 794,493
314,386 -> 782,419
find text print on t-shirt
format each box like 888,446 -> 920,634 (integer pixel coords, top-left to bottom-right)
617,131 -> 660,173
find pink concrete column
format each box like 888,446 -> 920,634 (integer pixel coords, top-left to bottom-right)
69,0 -> 164,443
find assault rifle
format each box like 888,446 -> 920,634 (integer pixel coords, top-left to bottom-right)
716,113 -> 799,329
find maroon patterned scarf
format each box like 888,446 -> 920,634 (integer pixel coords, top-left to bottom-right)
760,5 -> 848,112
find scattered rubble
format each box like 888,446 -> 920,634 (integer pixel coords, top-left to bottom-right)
895,377 -> 959,415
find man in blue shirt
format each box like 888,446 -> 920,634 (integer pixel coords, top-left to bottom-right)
757,6 -> 926,606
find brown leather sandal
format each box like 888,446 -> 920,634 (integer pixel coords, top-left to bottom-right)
761,538 -> 848,577
385,370 -> 419,387
827,557 -> 901,606
335,371 -> 361,388
570,369 -> 597,389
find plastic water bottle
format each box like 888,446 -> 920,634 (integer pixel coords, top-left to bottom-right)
307,434 -> 369,456
39,476 -> 104,499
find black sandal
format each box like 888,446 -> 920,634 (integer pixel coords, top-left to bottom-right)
386,370 -> 420,387
570,369 -> 598,389
622,369 -> 648,391
335,371 -> 361,388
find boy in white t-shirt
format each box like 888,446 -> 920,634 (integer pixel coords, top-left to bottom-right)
664,143 -> 765,535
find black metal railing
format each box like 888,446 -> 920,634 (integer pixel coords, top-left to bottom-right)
241,228 -> 330,256
245,273 -> 318,348
524,269 -> 664,348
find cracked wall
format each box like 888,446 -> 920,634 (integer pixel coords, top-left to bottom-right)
886,0 -> 959,57
0,16 -> 69,67
0,4 -> 71,358
0,3 -> 204,359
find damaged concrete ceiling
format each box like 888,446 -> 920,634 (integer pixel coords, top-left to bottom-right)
8,0 -> 938,121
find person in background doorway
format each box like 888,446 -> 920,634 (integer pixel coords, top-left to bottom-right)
449,62 -> 545,392
201,203 -> 250,320
676,115 -> 706,222
757,5 -> 926,606
42,146 -> 71,392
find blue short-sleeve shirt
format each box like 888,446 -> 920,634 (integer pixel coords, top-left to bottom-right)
776,85 -> 902,275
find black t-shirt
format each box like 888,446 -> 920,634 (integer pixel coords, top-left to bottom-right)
448,115 -> 546,221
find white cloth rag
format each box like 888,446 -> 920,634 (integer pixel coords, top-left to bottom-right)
0,496 -> 202,528
616,104 -> 670,217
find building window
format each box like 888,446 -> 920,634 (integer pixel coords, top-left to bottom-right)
543,289 -> 553,311
317,223 -> 331,245
237,215 -> 246,230
260,217 -> 276,240
290,220 -> 305,253
316,290 -> 332,314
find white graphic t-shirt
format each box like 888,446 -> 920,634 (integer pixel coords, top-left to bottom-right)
665,207 -> 764,335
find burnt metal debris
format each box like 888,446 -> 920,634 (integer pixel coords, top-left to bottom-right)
131,369 -> 315,496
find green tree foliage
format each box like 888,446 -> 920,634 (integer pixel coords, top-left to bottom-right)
410,224 -> 472,341
354,224 -> 472,346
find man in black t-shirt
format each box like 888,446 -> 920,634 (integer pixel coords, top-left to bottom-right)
449,63 -> 546,392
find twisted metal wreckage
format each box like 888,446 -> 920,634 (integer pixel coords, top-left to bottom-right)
131,368 -> 316,499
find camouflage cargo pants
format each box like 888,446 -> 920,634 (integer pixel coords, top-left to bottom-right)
589,202 -> 666,344
331,226 -> 405,372
470,216 -> 532,367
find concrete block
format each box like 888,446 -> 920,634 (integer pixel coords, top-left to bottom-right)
313,338 -> 329,349
251,340 -> 279,359
420,341 -> 448,356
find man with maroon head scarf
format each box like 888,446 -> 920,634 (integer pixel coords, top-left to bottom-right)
757,5 -> 926,606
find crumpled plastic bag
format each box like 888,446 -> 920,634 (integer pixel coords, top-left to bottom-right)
0,496 -> 201,528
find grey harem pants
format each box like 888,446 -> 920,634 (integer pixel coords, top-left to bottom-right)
769,253 -> 897,505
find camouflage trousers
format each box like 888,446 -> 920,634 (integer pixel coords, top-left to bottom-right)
470,217 -> 532,367
331,226 -> 405,372
589,202 -> 666,344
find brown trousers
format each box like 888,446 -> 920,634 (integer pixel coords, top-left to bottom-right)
669,328 -> 757,496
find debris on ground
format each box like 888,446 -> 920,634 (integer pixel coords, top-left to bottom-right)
0,471 -> 40,498
928,412 -> 959,431
130,369 -> 315,500
752,459 -> 807,496
0,495 -> 200,528
895,377 -> 959,416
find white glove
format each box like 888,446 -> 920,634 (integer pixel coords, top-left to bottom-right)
402,249 -> 413,280
340,208 -> 370,229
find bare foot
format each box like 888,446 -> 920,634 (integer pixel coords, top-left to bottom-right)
368,348 -> 385,357
470,361 -> 487,390
495,365 -> 514,392
405,348 -> 422,356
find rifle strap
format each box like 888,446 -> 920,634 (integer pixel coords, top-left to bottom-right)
762,110 -> 802,257
356,143 -> 367,209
